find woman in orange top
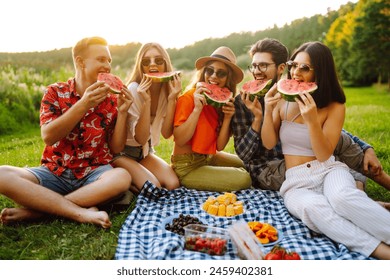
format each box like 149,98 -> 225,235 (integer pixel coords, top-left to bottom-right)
172,47 -> 251,191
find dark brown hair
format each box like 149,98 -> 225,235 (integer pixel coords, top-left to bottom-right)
249,38 -> 289,67
288,41 -> 345,108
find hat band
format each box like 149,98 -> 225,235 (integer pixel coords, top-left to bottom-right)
211,54 -> 231,62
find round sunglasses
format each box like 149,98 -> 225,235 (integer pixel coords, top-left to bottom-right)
286,60 -> 314,73
248,62 -> 275,72
204,67 -> 228,78
141,57 -> 165,67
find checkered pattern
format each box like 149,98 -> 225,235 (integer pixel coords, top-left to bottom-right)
115,181 -> 371,260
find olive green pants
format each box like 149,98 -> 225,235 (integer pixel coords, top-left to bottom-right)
171,152 -> 252,192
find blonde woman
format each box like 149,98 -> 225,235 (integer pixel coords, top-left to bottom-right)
112,43 -> 181,193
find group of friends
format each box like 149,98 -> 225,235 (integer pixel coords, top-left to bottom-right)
0,36 -> 389,259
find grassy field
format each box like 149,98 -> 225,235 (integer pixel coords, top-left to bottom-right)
0,86 -> 389,259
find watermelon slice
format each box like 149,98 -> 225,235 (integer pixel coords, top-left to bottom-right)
97,73 -> 124,94
277,79 -> 317,102
144,71 -> 181,83
241,79 -> 273,101
198,82 -> 233,108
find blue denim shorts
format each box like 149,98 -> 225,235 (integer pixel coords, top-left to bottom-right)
26,165 -> 112,195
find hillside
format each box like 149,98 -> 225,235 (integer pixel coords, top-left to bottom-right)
1,0 -> 388,87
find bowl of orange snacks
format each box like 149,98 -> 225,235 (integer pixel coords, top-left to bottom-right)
247,221 -> 283,246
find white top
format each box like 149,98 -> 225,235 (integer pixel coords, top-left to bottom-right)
126,82 -> 168,157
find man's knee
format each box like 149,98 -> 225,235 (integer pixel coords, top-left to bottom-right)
334,133 -> 364,172
105,167 -> 132,191
0,165 -> 32,182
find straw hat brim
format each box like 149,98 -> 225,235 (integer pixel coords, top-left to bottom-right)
195,56 -> 244,83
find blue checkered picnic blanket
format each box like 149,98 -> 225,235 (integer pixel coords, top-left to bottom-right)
115,181 -> 371,260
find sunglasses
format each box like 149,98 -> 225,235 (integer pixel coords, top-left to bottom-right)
141,57 -> 165,67
204,67 -> 228,79
248,62 -> 275,72
286,61 -> 314,73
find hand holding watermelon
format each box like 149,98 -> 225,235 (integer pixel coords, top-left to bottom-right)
239,90 -> 263,119
263,84 -> 281,113
196,82 -> 233,108
82,81 -> 113,109
221,97 -> 235,118
116,87 -> 134,114
295,91 -> 318,125
193,92 -> 207,110
167,73 -> 182,101
137,75 -> 154,102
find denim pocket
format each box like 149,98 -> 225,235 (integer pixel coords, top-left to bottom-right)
121,145 -> 144,162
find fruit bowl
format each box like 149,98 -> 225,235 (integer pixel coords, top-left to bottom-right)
161,213 -> 205,235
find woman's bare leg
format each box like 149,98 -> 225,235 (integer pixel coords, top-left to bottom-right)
141,154 -> 180,190
112,156 -> 160,192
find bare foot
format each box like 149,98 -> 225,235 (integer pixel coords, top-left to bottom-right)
79,207 -> 112,229
0,208 -> 44,224
1,207 -> 111,228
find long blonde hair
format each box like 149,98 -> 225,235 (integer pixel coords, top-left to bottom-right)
126,42 -> 173,86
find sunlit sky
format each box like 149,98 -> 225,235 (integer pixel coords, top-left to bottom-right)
1,0 -> 357,53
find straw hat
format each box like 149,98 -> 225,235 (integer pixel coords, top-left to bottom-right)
195,46 -> 244,83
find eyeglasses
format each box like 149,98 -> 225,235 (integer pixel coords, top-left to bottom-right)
141,57 -> 165,67
204,67 -> 228,79
286,61 -> 314,73
248,62 -> 275,72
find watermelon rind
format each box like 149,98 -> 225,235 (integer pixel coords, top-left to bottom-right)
241,79 -> 273,101
277,79 -> 317,102
145,71 -> 181,83
199,83 -> 232,108
97,73 -> 123,94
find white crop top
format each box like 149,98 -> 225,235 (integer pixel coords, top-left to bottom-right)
279,102 -> 315,157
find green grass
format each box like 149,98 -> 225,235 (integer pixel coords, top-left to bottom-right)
0,86 -> 389,259
343,85 -> 390,202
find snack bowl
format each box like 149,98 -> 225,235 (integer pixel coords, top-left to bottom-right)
161,213 -> 206,235
247,221 -> 284,246
184,224 -> 229,256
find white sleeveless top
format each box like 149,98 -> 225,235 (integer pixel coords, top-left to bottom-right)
279,102 -> 315,157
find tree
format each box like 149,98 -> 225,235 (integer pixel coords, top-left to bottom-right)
348,0 -> 390,86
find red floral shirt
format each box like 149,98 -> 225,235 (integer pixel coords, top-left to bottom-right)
40,78 -> 118,179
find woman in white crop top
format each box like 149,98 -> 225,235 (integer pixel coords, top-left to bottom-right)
112,43 -> 181,193
261,41 -> 390,259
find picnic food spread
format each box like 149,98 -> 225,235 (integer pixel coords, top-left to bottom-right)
162,193 -> 300,259
202,192 -> 244,217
